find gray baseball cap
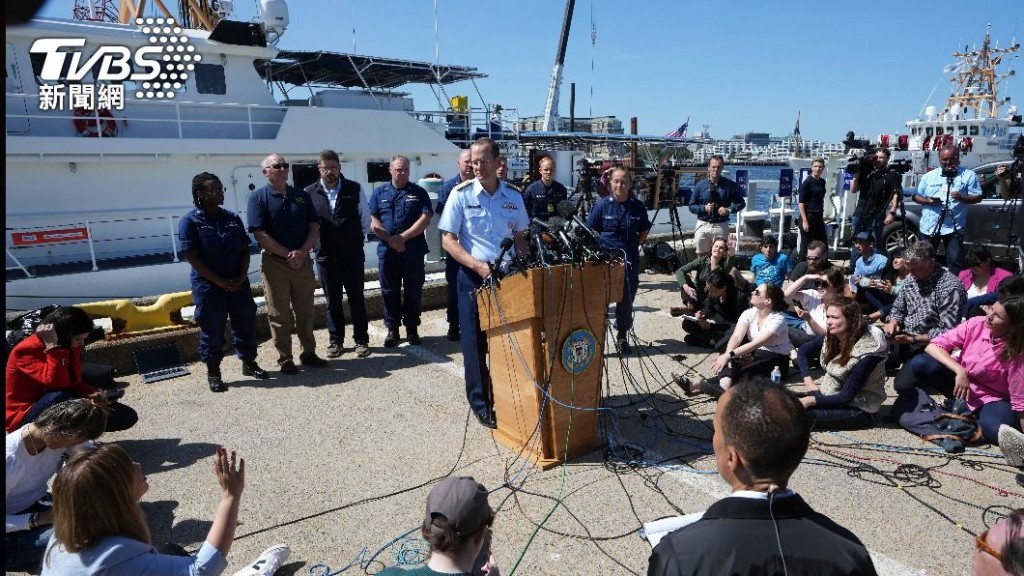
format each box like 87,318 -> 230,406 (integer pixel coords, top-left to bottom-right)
425,476 -> 491,537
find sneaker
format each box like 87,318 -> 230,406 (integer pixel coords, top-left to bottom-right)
406,327 -> 421,345
384,329 -> 400,348
999,425 -> 1024,468
279,360 -> 298,375
354,342 -> 371,358
241,361 -> 269,379
446,326 -> 461,341
299,353 -> 328,368
325,344 -> 344,358
230,543 -> 291,576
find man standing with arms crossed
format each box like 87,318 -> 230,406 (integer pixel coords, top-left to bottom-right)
247,153 -> 327,375
688,155 -> 745,258
436,149 -> 474,342
439,138 -> 529,429
307,149 -> 372,359
369,155 -> 434,348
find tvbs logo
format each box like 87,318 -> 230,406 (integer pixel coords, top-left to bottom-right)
29,17 -> 199,110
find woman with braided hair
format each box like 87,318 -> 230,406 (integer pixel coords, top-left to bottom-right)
179,172 -> 268,392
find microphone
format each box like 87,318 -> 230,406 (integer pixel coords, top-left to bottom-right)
489,237 -> 515,281
557,200 -> 577,220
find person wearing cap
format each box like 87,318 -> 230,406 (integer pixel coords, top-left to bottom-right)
851,232 -> 889,316
378,476 -> 499,576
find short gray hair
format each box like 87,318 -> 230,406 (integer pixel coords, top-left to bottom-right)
902,241 -> 935,263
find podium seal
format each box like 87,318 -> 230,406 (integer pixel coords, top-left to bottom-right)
561,329 -> 598,374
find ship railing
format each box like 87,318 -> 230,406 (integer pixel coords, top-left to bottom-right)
5,92 -> 286,140
408,106 -> 521,150
6,210 -> 189,278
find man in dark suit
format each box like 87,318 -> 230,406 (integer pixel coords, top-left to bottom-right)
648,380 -> 877,576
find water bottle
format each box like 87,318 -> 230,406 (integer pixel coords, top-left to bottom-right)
770,365 -> 782,386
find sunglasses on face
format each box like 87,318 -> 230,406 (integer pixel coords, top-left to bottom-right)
976,529 -> 1002,561
265,162 -> 289,170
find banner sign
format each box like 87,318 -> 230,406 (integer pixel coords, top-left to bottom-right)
11,227 -> 90,246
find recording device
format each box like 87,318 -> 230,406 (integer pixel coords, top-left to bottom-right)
792,299 -> 805,310
842,130 -> 911,177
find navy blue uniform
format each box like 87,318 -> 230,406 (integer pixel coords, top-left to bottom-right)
178,207 -> 257,364
587,195 -> 652,332
437,174 -> 468,328
522,180 -> 568,220
369,181 -> 434,330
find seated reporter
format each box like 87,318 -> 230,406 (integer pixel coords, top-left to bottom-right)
673,283 -> 792,398
6,398 -> 108,571
671,237 -> 735,316
795,297 -> 888,430
901,296 -> 1024,443
378,476 -> 498,576
680,269 -> 748,350
42,444 -> 290,576
784,269 -> 844,350
5,306 -> 136,434
959,246 -> 1014,319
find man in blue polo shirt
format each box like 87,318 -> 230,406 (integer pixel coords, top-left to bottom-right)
439,138 -> 530,429
436,149 -> 474,342
369,155 -> 434,348
246,153 -> 327,375
913,145 -> 982,275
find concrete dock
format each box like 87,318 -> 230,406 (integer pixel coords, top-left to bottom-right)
9,269 -> 1020,576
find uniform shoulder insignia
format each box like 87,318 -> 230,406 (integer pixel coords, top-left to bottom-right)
452,179 -> 474,193
505,181 -> 523,193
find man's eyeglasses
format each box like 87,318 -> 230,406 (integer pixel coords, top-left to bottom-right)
265,162 -> 289,170
976,529 -> 1003,561
806,255 -> 822,261
319,164 -> 340,172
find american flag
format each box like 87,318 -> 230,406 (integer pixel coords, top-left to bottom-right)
666,119 -> 688,139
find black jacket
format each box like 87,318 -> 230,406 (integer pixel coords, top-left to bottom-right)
306,178 -> 365,262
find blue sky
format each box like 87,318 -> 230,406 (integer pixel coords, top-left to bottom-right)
42,0 -> 1021,141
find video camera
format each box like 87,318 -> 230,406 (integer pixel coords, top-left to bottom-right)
842,131 -> 911,179
1013,134 -> 1024,159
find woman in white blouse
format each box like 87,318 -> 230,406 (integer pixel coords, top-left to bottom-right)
675,282 -> 793,398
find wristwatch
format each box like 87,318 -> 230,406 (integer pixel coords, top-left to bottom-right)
728,350 -> 736,358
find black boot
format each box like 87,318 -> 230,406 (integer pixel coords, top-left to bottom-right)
207,364 -> 227,393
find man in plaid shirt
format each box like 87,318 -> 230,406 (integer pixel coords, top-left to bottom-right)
883,241 -> 966,398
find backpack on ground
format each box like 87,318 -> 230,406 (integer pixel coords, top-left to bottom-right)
895,388 -> 983,453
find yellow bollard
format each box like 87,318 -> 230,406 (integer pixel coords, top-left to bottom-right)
75,291 -> 194,333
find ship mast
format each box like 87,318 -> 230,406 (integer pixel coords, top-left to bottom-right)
945,23 -> 1020,120
74,0 -> 221,30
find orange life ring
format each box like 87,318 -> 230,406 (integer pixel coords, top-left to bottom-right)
73,107 -> 117,137
959,136 -> 973,152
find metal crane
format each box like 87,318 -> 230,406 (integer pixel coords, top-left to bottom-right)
540,0 -> 575,132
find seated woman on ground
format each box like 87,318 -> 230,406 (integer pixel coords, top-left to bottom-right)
671,237 -> 735,316
783,269 -> 845,353
865,245 -> 911,322
42,444 -> 290,576
673,283 -> 792,399
681,269 -> 749,350
900,295 -> 1024,444
960,246 -> 1014,319
5,397 -> 108,572
5,306 -> 137,434
795,297 -> 888,430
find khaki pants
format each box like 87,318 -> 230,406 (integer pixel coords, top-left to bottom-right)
261,251 -> 317,364
693,220 -> 729,256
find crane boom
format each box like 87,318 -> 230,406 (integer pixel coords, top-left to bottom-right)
540,0 -> 575,132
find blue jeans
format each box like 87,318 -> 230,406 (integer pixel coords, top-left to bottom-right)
457,267 -> 489,417
963,292 -> 998,319
807,407 -> 875,431
920,232 -> 964,276
317,260 -> 369,346
21,389 -> 138,433
5,502 -> 53,570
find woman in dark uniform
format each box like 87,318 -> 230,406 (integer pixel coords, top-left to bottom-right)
178,173 -> 268,391
586,168 -> 652,354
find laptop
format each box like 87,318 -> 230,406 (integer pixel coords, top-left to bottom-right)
133,343 -> 190,383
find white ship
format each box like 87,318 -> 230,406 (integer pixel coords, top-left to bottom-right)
5,0 -> 515,311
869,25 -> 1021,184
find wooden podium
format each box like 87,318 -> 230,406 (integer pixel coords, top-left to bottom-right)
476,262 -> 625,469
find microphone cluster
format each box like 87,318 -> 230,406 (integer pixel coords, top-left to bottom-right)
486,200 -> 617,286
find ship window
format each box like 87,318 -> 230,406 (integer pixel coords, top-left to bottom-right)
958,126 -> 967,135
194,63 -> 226,95
946,126 -> 955,134
29,51 -> 83,85
969,126 -> 979,136
926,127 -> 934,136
